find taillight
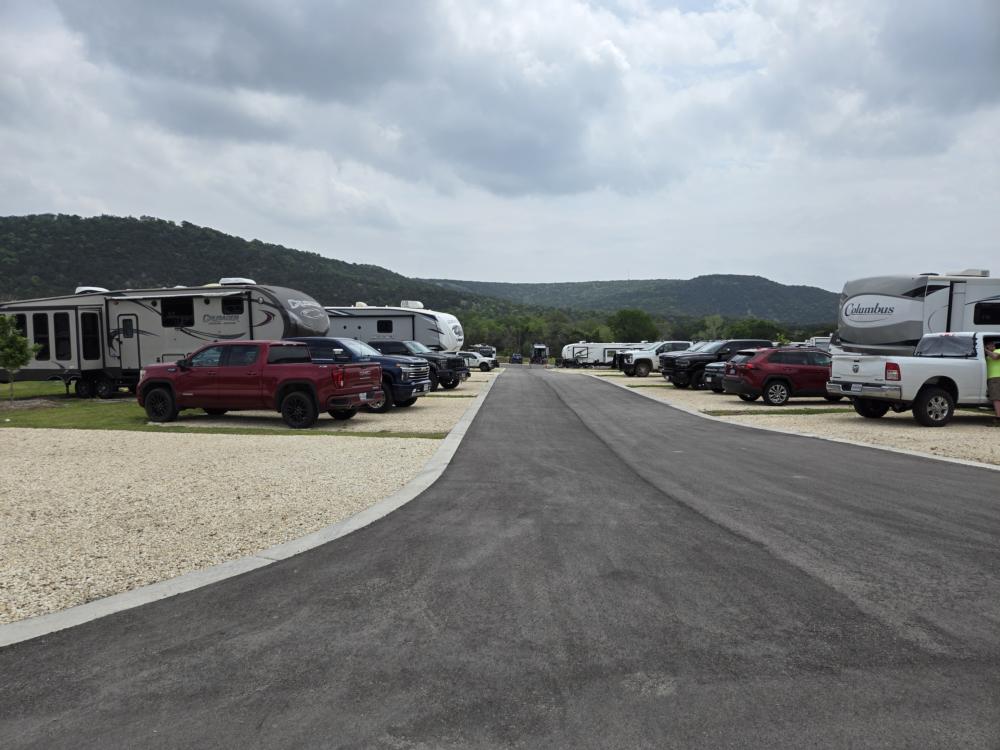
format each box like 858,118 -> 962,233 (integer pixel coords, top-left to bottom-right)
743,362 -> 755,370
332,366 -> 345,388
885,362 -> 901,381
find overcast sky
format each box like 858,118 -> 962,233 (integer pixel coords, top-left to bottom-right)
2,0 -> 998,291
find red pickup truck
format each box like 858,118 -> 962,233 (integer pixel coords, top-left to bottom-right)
136,340 -> 382,428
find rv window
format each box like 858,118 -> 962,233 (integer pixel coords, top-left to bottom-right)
225,345 -> 259,366
122,318 -> 135,339
377,320 -> 393,333
32,313 -> 50,360
54,313 -> 72,361
13,314 -> 27,338
973,302 -> 1000,325
221,297 -> 245,316
81,313 -> 101,360
161,297 -> 195,328
267,346 -> 311,364
190,346 -> 225,367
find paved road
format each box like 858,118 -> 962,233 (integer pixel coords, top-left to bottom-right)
3,368 -> 999,748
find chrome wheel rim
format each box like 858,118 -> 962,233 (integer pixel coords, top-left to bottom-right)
927,395 -> 950,421
767,384 -> 788,403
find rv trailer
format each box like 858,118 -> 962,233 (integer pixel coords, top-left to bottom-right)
837,269 -> 1000,356
560,341 -> 642,368
325,301 -> 465,352
0,280 -> 329,396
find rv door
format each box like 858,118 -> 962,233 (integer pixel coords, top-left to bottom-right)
948,281 -> 967,332
117,314 -> 141,370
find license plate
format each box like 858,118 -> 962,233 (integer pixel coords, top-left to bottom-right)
420,384 -> 429,393
848,383 -> 861,392
359,393 -> 368,401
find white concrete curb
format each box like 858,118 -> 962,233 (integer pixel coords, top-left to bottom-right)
589,373 -> 1000,474
0,373 -> 502,648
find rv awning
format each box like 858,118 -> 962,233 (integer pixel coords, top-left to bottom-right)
110,291 -> 247,301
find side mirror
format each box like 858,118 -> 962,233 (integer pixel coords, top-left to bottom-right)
177,358 -> 191,370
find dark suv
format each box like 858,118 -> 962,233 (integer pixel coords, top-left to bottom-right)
660,339 -> 773,389
722,346 -> 841,405
367,340 -> 470,390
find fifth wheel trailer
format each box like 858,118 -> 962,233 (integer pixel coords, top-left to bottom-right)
837,270 -> 1000,356
324,301 -> 465,352
0,280 -> 329,397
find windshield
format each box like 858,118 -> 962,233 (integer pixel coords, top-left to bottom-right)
699,341 -> 725,354
686,341 -> 709,352
405,340 -> 433,354
914,335 -> 977,358
337,339 -> 382,358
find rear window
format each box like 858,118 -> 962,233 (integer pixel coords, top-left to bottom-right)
914,336 -> 977,358
267,345 -> 311,364
729,353 -> 753,364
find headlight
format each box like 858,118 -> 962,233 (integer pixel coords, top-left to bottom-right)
676,360 -> 689,368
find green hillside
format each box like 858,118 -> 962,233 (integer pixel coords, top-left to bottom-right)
425,276 -> 839,326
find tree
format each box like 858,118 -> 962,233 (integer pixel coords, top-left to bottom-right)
0,315 -> 40,403
607,309 -> 658,342
692,314 -> 726,340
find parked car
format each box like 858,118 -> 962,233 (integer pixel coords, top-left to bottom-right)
510,353 -> 523,364
287,336 -> 432,413
137,340 -> 382,428
661,339 -> 774,389
618,341 -> 694,377
722,346 -> 839,406
366,340 -> 470,390
458,350 -> 495,372
702,361 -> 728,392
828,331 -> 1000,426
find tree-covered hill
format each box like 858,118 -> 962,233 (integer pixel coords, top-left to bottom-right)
424,275 -> 839,326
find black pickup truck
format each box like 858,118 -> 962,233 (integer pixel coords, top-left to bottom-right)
659,338 -> 773,389
367,340 -> 470,390
287,337 -> 432,412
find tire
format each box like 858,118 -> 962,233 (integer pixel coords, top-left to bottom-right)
328,408 -> 357,421
853,398 -> 890,419
711,386 -> 724,393
365,381 -> 395,413
429,369 -> 440,391
95,377 -> 117,399
204,408 -> 228,416
635,362 -> 651,378
762,380 -> 791,406
281,391 -> 317,429
625,370 -> 636,377
673,380 -> 690,389
691,370 -> 707,390
912,386 -> 954,427
144,387 -> 177,422
824,395 -> 844,402
395,397 -> 418,408
479,363 -> 490,372
441,379 -> 460,390
738,393 -> 759,402
74,378 -> 95,399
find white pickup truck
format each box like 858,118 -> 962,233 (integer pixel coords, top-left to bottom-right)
827,331 -> 1000,426
618,341 -> 693,377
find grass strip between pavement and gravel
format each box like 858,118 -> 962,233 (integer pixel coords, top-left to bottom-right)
0,400 -> 447,439
703,407 -> 854,416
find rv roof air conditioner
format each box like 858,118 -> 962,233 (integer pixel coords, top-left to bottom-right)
219,277 -> 257,286
947,269 -> 990,277
400,300 -> 425,309
75,286 -> 110,294
354,302 -> 368,307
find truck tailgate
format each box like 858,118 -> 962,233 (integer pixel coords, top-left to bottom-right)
342,362 -> 381,392
831,353 -> 888,383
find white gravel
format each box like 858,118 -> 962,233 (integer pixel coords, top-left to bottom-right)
553,368 -> 1000,467
0,374 -> 503,624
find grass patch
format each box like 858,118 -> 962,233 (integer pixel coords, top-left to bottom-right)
425,393 -> 478,398
704,407 -> 854,417
625,384 -> 671,388
0,380 -> 74,401
0,400 -> 446,438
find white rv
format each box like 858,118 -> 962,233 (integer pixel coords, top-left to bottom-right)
559,341 -> 642,368
0,279 -> 329,397
325,301 -> 465,352
838,269 -> 1000,355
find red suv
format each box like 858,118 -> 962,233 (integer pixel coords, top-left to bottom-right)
722,347 -> 841,405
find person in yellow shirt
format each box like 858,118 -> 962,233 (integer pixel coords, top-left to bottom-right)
987,339 -> 1000,420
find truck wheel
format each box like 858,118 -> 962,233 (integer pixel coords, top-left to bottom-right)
281,391 -> 317,428
204,408 -> 228,416
738,393 -> 759,402
762,380 -> 791,406
365,382 -> 395,413
624,369 -> 635,377
395,397 -> 418,408
912,386 -> 954,427
74,378 -> 95,399
691,370 -> 707,390
429,370 -> 440,391
673,380 -> 690,389
441,379 -> 460,390
479,363 -> 490,372
145,387 -> 177,423
852,398 -> 890,419
95,377 -> 117,399
635,362 -> 651,378
328,408 -> 357,421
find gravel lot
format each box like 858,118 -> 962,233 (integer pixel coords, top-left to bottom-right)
553,367 -> 1000,466
0,370 -> 500,624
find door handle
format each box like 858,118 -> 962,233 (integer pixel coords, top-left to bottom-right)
247,372 -> 258,375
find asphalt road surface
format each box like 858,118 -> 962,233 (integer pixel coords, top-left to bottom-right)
3,368 -> 999,749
